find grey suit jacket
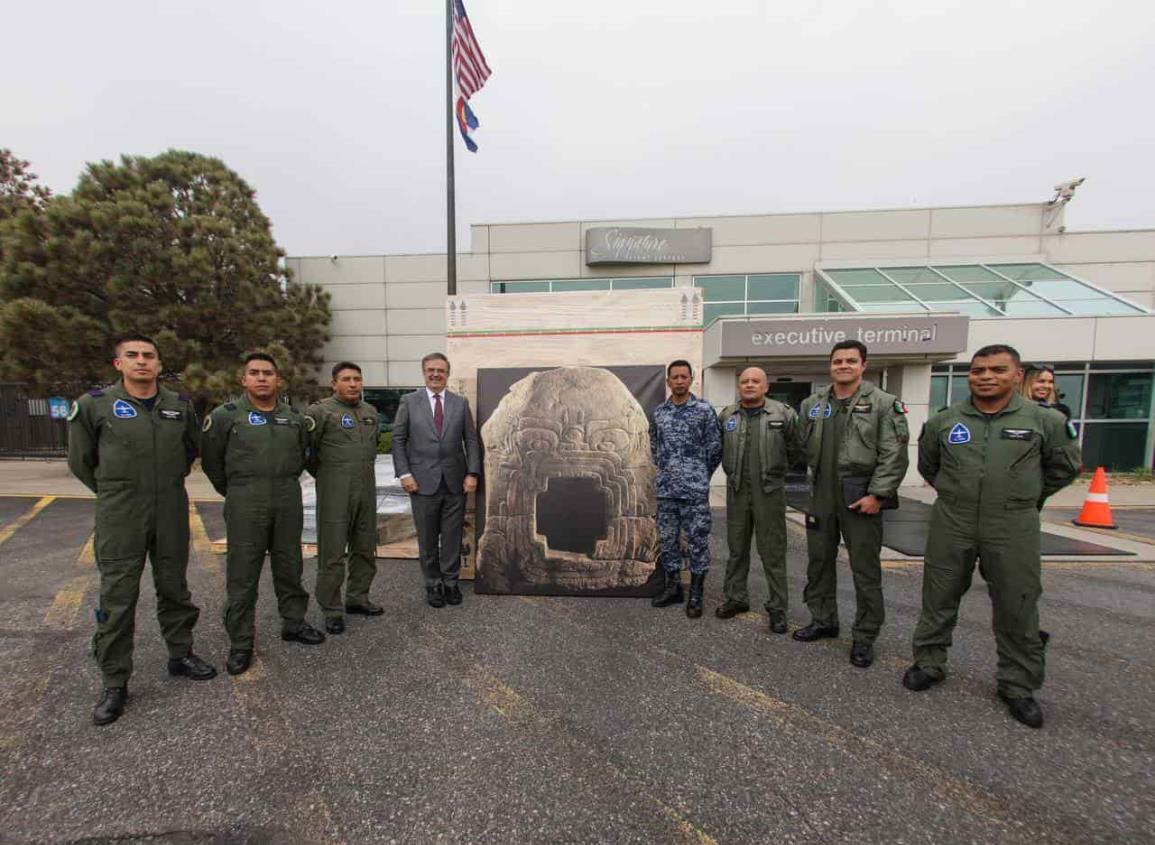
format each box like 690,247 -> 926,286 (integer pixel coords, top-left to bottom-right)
391,389 -> 482,495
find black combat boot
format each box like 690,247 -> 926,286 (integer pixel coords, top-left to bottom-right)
651,569 -> 684,608
93,687 -> 127,726
686,573 -> 706,619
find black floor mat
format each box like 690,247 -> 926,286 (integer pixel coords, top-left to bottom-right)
783,488 -> 1132,557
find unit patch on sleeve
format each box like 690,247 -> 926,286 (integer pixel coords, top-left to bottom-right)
894,400 -> 908,414
304,415 -> 317,432
67,401 -> 80,422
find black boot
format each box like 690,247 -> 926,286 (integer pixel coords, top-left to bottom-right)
651,570 -> 684,608
93,687 -> 127,726
686,573 -> 705,619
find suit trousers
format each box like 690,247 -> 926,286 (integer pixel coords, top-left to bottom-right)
410,478 -> 465,588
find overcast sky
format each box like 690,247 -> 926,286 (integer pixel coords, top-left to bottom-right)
5,0 -> 1154,257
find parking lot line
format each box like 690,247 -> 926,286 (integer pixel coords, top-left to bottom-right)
0,496 -> 55,549
42,574 -> 93,629
189,502 -> 220,572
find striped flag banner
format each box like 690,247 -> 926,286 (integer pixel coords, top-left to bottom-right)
452,0 -> 490,151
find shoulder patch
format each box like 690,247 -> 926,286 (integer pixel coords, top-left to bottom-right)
1066,421 -> 1078,440
202,416 -> 213,432
305,415 -> 317,432
87,388 -> 104,397
67,401 -> 80,422
894,399 -> 908,415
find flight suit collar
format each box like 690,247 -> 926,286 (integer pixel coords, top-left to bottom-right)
237,394 -> 284,415
107,381 -> 163,407
959,392 -> 1024,418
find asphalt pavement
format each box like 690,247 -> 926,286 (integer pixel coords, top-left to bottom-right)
0,495 -> 1152,845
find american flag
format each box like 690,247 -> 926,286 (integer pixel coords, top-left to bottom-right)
452,0 -> 490,151
452,0 -> 491,99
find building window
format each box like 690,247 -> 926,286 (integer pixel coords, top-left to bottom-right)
490,277 -> 673,293
363,387 -> 421,431
815,263 -> 1147,318
693,273 -> 801,325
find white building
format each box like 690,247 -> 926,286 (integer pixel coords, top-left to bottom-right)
288,198 -> 1155,472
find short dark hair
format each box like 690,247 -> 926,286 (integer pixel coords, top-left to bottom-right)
830,340 -> 867,362
332,361 -> 362,379
113,333 -> 158,357
971,344 -> 1021,366
243,351 -> 279,372
667,359 -> 693,378
421,352 -> 450,373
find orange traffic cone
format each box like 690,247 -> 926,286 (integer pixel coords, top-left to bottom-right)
1072,467 -> 1117,529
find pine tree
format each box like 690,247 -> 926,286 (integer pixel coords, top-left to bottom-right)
0,150 -> 330,403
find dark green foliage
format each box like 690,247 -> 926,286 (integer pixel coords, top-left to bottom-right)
0,150 -> 330,402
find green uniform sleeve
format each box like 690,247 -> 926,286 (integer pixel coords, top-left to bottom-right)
184,400 -> 201,475
66,398 -> 99,493
199,407 -> 229,496
304,404 -> 323,477
783,406 -> 804,469
868,401 -> 911,499
1041,412 -> 1082,500
917,417 -> 941,486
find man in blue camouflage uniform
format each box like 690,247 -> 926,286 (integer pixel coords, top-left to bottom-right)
649,360 -> 722,618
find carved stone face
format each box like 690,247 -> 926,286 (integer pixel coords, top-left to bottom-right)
477,367 -> 657,592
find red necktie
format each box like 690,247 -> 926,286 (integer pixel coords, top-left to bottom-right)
433,393 -> 444,436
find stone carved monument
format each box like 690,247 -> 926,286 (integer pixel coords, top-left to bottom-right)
476,367 -> 658,594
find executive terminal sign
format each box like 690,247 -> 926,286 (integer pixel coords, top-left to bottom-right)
586,227 -> 712,265
719,315 -> 970,358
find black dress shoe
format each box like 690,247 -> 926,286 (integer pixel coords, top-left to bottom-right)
902,664 -> 942,692
346,602 -> 384,616
226,649 -> 252,676
999,691 -> 1044,728
426,584 -> 446,608
444,583 -> 463,606
768,615 -> 788,635
791,622 -> 840,642
282,622 -> 326,645
167,653 -> 218,680
93,687 -> 127,726
714,600 -> 750,619
325,617 -> 346,635
849,643 -> 874,668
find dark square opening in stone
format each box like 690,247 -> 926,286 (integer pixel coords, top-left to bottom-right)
535,476 -> 609,556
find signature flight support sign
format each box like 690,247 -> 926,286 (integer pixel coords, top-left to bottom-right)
585,227 -> 712,265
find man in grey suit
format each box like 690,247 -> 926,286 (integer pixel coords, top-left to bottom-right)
392,352 -> 482,607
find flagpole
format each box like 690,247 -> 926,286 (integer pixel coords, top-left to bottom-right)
445,0 -> 457,296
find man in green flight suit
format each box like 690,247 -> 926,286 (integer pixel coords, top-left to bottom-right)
904,344 -> 1081,729
201,352 -> 325,677
68,334 -> 217,727
795,340 -> 910,669
715,366 -> 803,632
305,361 -> 382,635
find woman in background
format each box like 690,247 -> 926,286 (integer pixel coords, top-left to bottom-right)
1022,365 -> 1072,419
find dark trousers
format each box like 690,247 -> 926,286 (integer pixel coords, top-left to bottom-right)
410,478 -> 465,588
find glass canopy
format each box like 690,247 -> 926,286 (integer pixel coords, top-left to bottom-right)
815,263 -> 1147,318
